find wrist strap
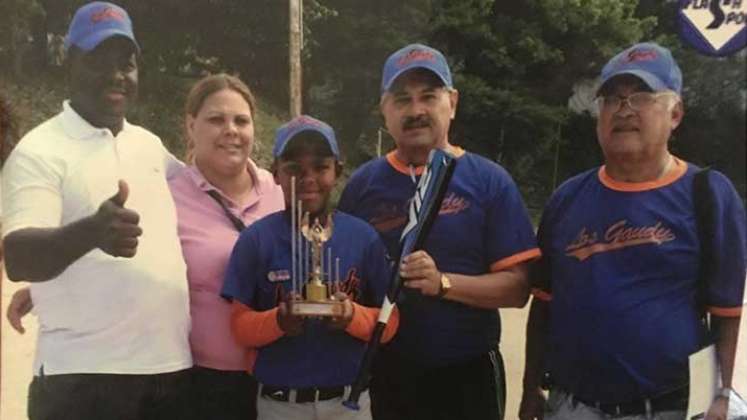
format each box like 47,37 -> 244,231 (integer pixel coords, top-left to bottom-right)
206,190 -> 246,232
716,387 -> 732,399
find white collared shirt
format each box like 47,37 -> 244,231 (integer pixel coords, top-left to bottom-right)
1,101 -> 192,375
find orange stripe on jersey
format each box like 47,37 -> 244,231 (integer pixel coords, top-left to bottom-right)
707,305 -> 743,317
490,248 -> 541,272
598,157 -> 687,192
387,152 -> 425,176
230,302 -> 284,348
531,288 -> 552,302
385,147 -> 466,176
345,303 -> 400,343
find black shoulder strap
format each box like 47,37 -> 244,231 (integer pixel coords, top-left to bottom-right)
693,168 -> 714,328
206,190 -> 246,232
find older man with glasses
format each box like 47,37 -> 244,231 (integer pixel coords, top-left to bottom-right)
520,42 -> 745,420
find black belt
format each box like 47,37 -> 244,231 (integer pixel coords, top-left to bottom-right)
571,386 -> 688,416
260,384 -> 348,403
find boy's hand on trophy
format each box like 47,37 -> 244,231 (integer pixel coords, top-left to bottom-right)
327,292 -> 354,330
277,293 -> 305,336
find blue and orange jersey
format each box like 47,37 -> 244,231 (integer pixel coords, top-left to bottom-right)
338,149 -> 540,367
533,157 -> 747,403
221,210 -> 394,388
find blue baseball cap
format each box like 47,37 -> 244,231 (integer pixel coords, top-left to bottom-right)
599,42 -> 682,95
65,2 -> 139,53
381,43 -> 453,93
273,115 -> 340,159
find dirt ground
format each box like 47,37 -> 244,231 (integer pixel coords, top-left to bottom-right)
0,280 -> 744,420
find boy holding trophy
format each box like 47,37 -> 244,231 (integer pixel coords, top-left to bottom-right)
222,115 -> 399,420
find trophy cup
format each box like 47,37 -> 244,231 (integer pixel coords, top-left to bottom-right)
289,177 -> 345,317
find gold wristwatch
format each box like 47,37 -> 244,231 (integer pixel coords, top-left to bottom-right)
437,273 -> 452,298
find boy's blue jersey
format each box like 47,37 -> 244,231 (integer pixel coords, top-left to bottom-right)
535,160 -> 747,403
221,210 -> 391,388
338,151 -> 539,367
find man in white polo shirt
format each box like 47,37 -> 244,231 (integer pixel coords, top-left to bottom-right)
0,2 -> 191,419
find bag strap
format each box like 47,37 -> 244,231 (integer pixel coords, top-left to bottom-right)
693,168 -> 714,330
206,190 -> 246,232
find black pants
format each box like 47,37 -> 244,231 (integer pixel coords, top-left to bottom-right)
371,348 -> 506,420
28,368 -> 192,420
190,365 -> 258,420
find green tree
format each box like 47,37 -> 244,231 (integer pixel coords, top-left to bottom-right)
428,0 -> 656,211
0,0 -> 45,77
670,50 -> 746,199
304,0 -> 433,161
635,0 -> 746,198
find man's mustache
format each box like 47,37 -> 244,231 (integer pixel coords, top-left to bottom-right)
402,116 -> 431,130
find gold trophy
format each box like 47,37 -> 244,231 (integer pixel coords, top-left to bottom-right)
289,178 -> 345,317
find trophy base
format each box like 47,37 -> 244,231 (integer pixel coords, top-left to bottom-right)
290,300 -> 345,317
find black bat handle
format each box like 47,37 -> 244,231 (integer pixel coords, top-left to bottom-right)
343,155 -> 456,411
343,322 -> 387,410
344,260 -> 406,409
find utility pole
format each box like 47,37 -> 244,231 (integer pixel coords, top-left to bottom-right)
289,0 -> 302,117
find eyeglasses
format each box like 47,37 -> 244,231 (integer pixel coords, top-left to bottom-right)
595,92 -> 675,113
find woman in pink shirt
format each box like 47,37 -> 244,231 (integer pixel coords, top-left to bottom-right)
168,74 -> 284,420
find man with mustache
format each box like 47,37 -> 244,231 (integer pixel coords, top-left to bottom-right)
520,42 -> 745,420
1,2 -> 191,419
338,43 -> 539,420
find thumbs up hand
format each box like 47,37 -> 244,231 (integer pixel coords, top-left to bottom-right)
93,180 -> 143,257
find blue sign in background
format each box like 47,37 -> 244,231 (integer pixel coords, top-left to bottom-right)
677,0 -> 747,56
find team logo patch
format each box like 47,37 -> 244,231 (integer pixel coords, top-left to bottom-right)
287,115 -> 323,130
369,194 -> 469,233
267,270 -> 291,282
565,220 -> 676,261
397,49 -> 436,67
91,7 -> 126,23
439,192 -> 470,215
678,0 -> 747,56
621,49 -> 658,65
